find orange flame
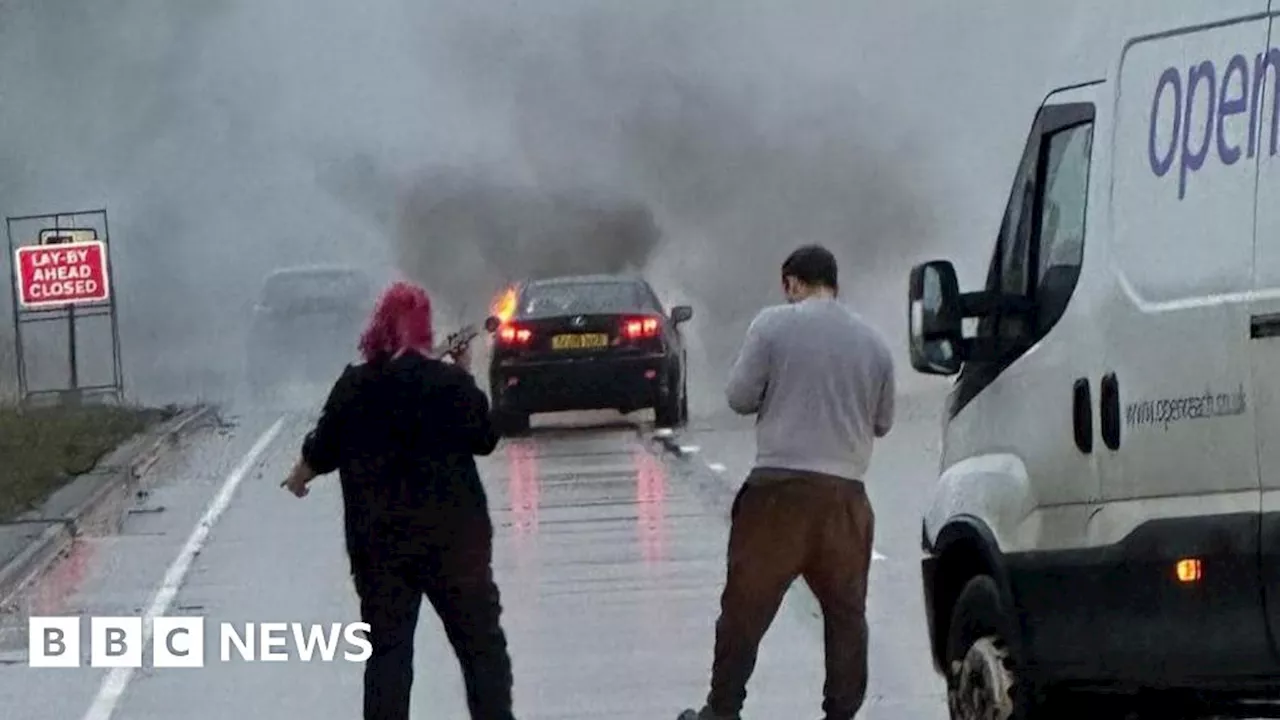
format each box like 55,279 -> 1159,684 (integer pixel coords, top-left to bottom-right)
491,286 -> 517,323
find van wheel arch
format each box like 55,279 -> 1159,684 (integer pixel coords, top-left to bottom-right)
929,518 -> 1021,674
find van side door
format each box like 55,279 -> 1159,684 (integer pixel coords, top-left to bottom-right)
1252,7 -> 1280,661
1092,12 -> 1269,678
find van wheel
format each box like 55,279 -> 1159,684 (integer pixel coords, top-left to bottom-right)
947,577 -> 1132,720
946,576 -> 1026,720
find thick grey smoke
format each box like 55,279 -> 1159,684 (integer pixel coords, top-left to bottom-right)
314,2 -> 940,413
0,0 -> 1104,410
317,159 -> 665,310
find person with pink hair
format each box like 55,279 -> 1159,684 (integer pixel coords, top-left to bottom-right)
281,280 -> 516,720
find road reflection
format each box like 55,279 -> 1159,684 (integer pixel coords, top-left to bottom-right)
504,441 -> 540,538
27,537 -> 93,616
632,447 -> 667,564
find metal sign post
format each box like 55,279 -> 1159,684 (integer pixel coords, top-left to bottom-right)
6,210 -> 123,406
31,228 -> 101,395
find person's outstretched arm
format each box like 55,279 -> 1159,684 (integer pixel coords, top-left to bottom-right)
301,365 -> 359,475
725,311 -> 772,415
285,365 -> 357,497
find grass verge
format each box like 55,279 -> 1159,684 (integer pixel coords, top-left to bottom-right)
0,403 -> 173,522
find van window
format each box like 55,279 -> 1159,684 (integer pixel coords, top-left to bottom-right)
1000,183 -> 1034,298
1035,122 -> 1093,332
978,136 -> 1040,344
951,102 -> 1096,419
998,179 -> 1036,340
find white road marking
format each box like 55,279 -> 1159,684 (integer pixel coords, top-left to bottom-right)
873,550 -> 887,562
80,415 -> 286,720
707,462 -> 727,473
679,445 -> 700,454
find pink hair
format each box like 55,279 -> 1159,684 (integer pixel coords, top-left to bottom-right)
358,281 -> 434,363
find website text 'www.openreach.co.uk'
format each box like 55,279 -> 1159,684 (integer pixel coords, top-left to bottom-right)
1124,384 -> 1248,430
27,616 -> 372,668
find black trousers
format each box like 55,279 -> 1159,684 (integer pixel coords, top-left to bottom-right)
351,519 -> 515,720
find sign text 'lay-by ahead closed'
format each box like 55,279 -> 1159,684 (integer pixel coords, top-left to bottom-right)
14,240 -> 110,308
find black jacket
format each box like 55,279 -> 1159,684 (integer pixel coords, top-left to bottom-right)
301,352 -> 500,571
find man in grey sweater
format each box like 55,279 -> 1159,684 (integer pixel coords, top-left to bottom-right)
679,245 -> 895,720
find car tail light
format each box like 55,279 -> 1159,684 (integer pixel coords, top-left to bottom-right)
497,323 -> 532,344
623,316 -> 661,340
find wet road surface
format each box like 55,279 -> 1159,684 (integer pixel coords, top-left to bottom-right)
0,399 -> 949,719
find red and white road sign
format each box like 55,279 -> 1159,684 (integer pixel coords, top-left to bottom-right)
14,240 -> 110,308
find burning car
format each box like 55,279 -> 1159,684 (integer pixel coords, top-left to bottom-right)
483,274 -> 693,435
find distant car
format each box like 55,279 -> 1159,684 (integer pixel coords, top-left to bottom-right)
245,265 -> 375,398
484,274 -> 693,435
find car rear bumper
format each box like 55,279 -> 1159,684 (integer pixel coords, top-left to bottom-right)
490,353 -> 673,414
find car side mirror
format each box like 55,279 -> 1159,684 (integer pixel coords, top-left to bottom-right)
484,315 -> 501,333
671,305 -> 693,324
908,260 -> 964,376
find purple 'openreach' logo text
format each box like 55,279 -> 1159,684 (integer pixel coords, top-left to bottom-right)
1149,47 -> 1280,199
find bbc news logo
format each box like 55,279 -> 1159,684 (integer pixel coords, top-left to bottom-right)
28,617 -> 372,668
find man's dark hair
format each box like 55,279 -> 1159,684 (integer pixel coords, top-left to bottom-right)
781,244 -> 838,290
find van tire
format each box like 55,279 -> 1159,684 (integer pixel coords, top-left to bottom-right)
945,575 -> 1028,719
946,575 -> 1134,720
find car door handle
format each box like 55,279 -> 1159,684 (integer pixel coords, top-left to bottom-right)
1252,313 -> 1280,339
1100,372 -> 1120,450
1072,377 -> 1092,454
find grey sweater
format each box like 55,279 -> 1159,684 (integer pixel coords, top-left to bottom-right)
726,296 -> 895,481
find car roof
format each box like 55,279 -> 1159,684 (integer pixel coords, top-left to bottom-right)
524,273 -> 646,288
258,265 -> 375,305
264,264 -> 369,280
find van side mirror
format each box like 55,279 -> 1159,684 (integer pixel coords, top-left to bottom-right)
671,305 -> 693,324
484,315 -> 501,333
908,260 -> 964,375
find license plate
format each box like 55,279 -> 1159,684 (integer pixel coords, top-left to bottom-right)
552,333 -> 608,350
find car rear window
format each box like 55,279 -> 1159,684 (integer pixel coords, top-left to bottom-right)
519,282 -> 648,317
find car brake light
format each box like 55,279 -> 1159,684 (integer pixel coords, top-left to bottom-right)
623,316 -> 661,339
498,323 -> 532,344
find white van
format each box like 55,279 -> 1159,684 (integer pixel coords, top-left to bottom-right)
908,4 -> 1280,718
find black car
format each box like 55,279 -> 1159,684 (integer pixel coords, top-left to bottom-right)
483,274 -> 693,435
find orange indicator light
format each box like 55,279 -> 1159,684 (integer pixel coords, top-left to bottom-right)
1176,558 -> 1202,583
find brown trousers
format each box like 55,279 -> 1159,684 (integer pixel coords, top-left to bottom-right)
707,469 -> 875,720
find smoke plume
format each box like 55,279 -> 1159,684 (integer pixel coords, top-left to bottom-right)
0,0 -> 1098,409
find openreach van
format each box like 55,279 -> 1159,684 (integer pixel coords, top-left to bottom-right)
908,5 -> 1280,719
